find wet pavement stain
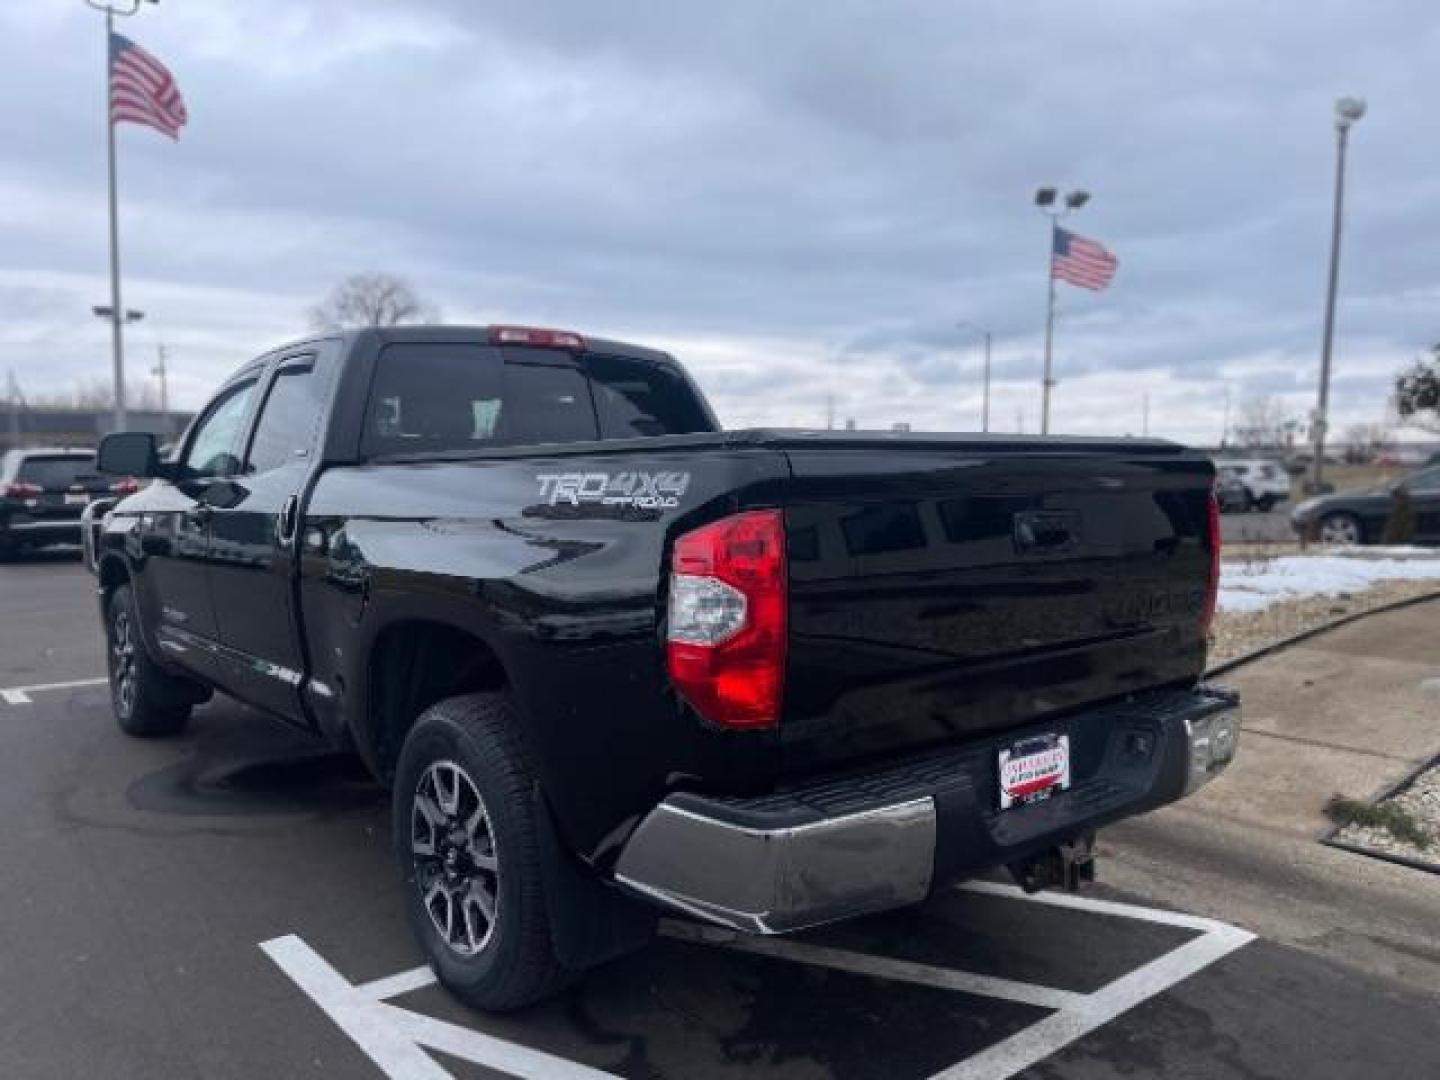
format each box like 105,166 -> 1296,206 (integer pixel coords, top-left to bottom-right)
126,712 -> 384,817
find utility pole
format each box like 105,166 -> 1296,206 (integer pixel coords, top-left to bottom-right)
1141,392 -> 1150,437
825,391 -> 835,431
5,370 -> 23,451
152,342 -> 169,433
1034,187 -> 1093,435
957,322 -> 993,432
1310,96 -> 1366,494
1222,385 -> 1232,448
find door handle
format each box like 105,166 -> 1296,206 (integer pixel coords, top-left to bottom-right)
276,495 -> 300,546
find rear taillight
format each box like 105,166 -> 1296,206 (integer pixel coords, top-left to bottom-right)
1201,487 -> 1221,637
4,482 -> 41,499
489,326 -> 586,350
666,509 -> 787,730
109,478 -> 140,496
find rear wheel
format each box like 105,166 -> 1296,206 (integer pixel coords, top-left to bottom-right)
1318,512 -> 1363,546
393,692 -> 575,1011
106,584 -> 193,737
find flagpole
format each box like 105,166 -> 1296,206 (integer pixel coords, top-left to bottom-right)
104,6 -> 127,433
1040,218 -> 1057,436
1033,186 -> 1093,436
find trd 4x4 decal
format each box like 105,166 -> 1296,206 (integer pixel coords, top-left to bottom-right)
536,471 -> 691,510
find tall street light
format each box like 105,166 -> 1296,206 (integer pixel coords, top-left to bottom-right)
1310,96 -> 1366,494
957,321 -> 993,432
1035,187 -> 1090,435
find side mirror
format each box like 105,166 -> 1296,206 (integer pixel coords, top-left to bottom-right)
96,432 -> 164,479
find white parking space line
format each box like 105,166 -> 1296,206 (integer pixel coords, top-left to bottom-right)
263,887 -> 1255,1080
660,920 -> 1086,1010
0,676 -> 107,705
261,935 -> 618,1080
935,886 -> 1255,1079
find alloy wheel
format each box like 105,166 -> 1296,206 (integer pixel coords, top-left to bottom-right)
110,608 -> 137,716
411,760 -> 500,957
1319,515 -> 1360,545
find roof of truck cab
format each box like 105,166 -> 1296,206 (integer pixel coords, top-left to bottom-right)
307,325 -> 680,368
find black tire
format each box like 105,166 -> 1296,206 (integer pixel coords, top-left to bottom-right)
105,584 -> 192,737
1257,495 -> 1276,512
393,692 -> 575,1011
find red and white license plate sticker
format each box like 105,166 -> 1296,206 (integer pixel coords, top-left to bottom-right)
998,734 -> 1071,809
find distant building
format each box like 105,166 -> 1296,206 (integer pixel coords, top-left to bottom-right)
1,406 -> 191,454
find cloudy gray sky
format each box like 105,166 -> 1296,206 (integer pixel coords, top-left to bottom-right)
2,0 -> 1437,442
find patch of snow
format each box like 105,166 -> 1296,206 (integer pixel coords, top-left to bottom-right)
1218,554 -> 1440,614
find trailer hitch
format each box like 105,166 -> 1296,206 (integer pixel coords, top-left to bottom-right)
1007,832 -> 1096,894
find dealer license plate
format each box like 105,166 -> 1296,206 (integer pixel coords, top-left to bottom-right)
998,733 -> 1071,809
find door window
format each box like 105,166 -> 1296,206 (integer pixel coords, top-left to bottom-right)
1406,467 -> 1440,492
183,380 -> 258,478
246,360 -> 321,473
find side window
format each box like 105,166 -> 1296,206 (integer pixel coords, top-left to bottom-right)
183,380 -> 257,478
1407,467 -> 1440,492
586,353 -> 714,438
246,360 -> 321,474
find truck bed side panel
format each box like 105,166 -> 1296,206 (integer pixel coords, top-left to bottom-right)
300,446 -> 791,861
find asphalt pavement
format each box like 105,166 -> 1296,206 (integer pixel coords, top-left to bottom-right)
0,551 -> 1436,1079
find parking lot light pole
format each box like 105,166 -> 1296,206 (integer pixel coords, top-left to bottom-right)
1310,96 -> 1366,494
957,321 -> 992,432
1035,187 -> 1090,435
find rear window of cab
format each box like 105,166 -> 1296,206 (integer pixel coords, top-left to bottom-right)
360,343 -> 712,457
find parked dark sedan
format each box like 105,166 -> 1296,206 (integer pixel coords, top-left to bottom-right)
1290,465 -> 1440,544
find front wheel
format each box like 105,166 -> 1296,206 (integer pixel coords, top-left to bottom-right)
1318,512 -> 1363,546
393,692 -> 575,1011
106,584 -> 193,737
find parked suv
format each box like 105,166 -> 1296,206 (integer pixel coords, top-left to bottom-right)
0,447 -> 128,558
1216,459 -> 1290,511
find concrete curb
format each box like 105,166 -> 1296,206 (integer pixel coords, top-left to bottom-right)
1205,587 -> 1440,679
1318,747 -> 1440,877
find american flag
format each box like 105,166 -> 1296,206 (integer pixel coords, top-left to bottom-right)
1052,227 -> 1118,291
110,33 -> 187,139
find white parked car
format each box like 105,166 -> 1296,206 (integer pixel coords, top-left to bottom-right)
1217,459 -> 1291,511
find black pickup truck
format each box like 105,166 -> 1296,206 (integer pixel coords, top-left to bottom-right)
86,325 -> 1239,1009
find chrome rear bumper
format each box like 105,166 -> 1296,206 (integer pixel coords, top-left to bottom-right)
615,686 -> 1240,934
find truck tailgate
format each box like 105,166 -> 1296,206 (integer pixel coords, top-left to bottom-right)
777,438 -> 1215,775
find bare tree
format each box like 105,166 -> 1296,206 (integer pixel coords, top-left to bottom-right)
1233,396 -> 1288,449
1343,422 -> 1391,464
308,273 -> 439,330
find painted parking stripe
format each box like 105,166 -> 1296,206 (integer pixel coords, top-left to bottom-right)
261,935 -> 618,1080
265,885 -> 1255,1080
660,920 -> 1085,1010
936,884 -> 1255,1079
0,676 -> 107,705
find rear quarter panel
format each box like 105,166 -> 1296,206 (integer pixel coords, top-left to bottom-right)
300,445 -> 791,862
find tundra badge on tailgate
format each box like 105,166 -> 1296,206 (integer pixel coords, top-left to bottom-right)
536,471 -> 691,510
